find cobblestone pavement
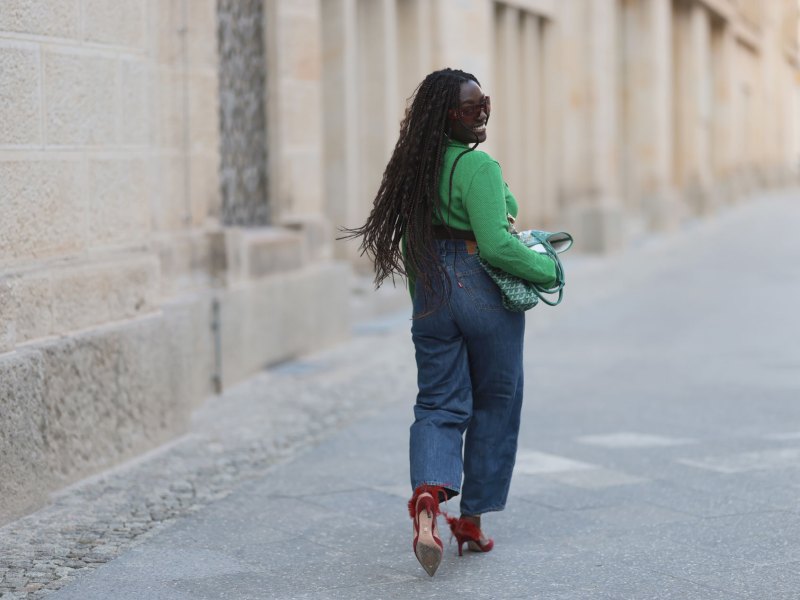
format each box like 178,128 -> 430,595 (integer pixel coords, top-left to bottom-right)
2,189 -> 800,599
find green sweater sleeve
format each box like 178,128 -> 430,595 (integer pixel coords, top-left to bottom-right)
464,162 -> 557,286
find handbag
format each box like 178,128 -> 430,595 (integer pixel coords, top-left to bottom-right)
477,228 -> 573,312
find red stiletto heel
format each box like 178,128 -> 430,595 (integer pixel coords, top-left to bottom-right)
408,486 -> 445,576
446,515 -> 494,556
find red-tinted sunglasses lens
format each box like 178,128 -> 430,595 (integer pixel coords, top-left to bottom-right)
459,96 -> 490,119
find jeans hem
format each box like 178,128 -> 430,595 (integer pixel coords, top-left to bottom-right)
413,481 -> 461,498
461,504 -> 506,516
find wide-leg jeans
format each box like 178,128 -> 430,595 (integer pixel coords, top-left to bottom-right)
409,239 -> 525,516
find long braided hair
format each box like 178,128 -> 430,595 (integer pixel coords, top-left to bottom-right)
341,68 -> 481,301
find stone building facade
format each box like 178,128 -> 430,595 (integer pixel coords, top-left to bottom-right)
0,0 -> 348,524
325,0 -> 800,256
0,0 -> 797,524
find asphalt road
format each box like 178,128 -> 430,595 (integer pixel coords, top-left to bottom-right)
38,189 -> 800,598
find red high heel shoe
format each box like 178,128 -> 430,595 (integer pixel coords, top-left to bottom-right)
408,486 -> 445,576
446,515 -> 494,556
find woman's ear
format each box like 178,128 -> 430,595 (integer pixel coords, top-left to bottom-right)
447,108 -> 459,121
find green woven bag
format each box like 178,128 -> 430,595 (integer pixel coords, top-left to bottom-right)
477,230 -> 573,312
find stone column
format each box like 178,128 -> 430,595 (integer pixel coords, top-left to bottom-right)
637,0 -> 678,230
541,16 -> 561,228
397,0 -> 433,104
264,0 -> 329,250
561,0 -> 624,253
321,0 -> 360,259
686,1 -> 715,213
520,12 -> 543,227
430,0 -> 493,88
495,5 -> 524,197
710,19 -> 737,201
355,0 -> 398,252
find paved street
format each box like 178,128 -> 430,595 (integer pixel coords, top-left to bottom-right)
3,189 -> 800,599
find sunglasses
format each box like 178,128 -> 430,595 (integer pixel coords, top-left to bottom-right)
456,96 -> 491,120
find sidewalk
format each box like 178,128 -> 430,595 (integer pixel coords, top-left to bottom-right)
2,189 -> 800,599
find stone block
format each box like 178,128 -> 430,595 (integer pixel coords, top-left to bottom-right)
278,12 -> 321,81
0,279 -> 16,352
186,0 -> 219,68
153,67 -> 183,148
278,0 -> 319,16
188,71 -> 220,153
0,0 -> 80,38
561,201 -> 626,254
281,150 -> 325,216
150,154 -> 188,230
641,187 -> 683,232
161,296 -> 215,406
0,45 -> 41,145
2,271 -> 53,345
189,152 -> 221,227
0,302 -> 213,525
38,314 -> 191,482
278,80 -> 321,147
685,178 -> 719,217
87,158 -> 151,245
279,213 -> 333,261
44,51 -> 118,145
0,160 -> 87,264
219,261 -> 351,388
151,0 -> 182,65
83,0 -> 146,48
223,227 -> 306,282
154,231 -> 216,297
0,349 -> 50,524
2,255 -> 158,346
120,59 -> 153,145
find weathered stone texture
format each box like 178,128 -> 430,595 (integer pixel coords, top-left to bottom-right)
150,155 -> 188,231
2,255 -> 159,346
188,71 -> 220,153
0,310 -> 202,524
0,279 -> 16,352
278,80 -> 321,146
223,227 -> 305,282
2,271 -> 53,345
153,67 -> 183,148
48,257 -> 160,335
0,45 -> 41,145
120,59 -> 153,145
0,0 -> 80,38
0,350 -> 49,522
217,0 -> 269,226
190,153 -> 222,226
44,51 -> 119,145
0,160 -> 87,263
83,0 -> 146,48
87,158 -> 151,244
220,261 -> 350,387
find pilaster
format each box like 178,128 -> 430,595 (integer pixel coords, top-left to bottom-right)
321,0 -> 360,260
560,0 -> 624,253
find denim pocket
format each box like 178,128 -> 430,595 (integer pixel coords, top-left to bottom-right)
456,256 -> 505,311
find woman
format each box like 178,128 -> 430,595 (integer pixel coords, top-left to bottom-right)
344,68 -> 557,576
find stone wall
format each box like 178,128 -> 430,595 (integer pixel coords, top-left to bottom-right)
324,0 -> 799,258
0,0 -> 350,525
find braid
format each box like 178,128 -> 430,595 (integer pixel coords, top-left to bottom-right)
341,68 -> 480,301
